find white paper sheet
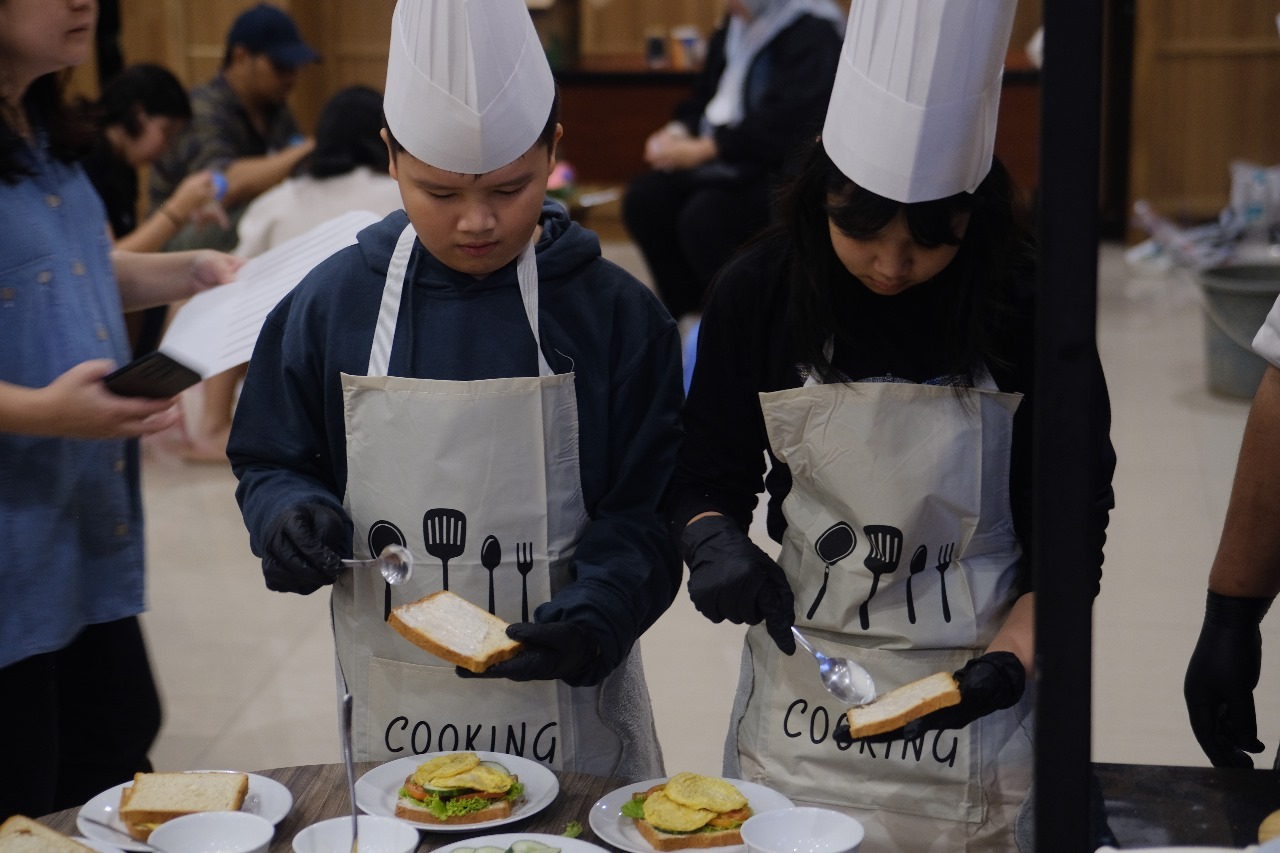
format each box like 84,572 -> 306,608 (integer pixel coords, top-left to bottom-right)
158,210 -> 383,378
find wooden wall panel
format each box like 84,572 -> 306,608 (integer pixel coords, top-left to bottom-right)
1129,0 -> 1280,222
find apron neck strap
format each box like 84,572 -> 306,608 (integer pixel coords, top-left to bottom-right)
803,337 -> 999,390
367,224 -> 551,378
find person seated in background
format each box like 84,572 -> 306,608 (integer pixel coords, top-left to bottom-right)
80,63 -> 227,357
1184,297 -> 1280,769
622,0 -> 843,324
232,86 -> 402,258
147,2 -> 320,462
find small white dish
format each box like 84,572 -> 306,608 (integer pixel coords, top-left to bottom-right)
148,811 -> 274,853
589,777 -> 794,853
292,815 -> 419,853
741,807 -> 864,853
433,831 -> 609,853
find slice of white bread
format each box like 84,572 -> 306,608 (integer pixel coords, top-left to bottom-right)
394,795 -> 515,825
844,671 -> 961,739
118,771 -> 249,840
0,816 -> 94,852
389,590 -> 523,673
634,819 -> 743,851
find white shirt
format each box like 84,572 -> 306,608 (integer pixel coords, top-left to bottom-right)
234,166 -> 403,258
1253,293 -> 1280,368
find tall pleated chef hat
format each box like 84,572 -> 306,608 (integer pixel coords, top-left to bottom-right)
823,0 -> 1018,202
384,0 -> 554,174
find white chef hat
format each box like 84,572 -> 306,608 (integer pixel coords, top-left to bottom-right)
384,0 -> 554,174
822,0 -> 1017,203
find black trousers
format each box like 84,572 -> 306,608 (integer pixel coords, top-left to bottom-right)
622,168 -> 772,320
0,617 -> 161,821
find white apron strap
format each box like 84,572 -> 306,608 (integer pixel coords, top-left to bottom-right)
367,223 -> 549,378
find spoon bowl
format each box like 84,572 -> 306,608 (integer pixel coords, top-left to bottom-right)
791,627 -> 877,706
343,544 -> 413,585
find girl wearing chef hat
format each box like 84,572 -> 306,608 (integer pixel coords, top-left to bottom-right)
667,0 -> 1115,848
228,0 -> 683,780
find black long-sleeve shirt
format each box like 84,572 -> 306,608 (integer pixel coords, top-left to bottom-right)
666,234 -> 1116,597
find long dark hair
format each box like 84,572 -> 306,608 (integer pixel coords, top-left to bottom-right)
778,138 -> 1030,384
304,86 -> 388,179
1,72 -> 96,183
89,63 -> 192,137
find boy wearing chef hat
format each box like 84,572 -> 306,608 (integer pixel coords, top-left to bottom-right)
228,0 -> 683,779
669,0 -> 1116,849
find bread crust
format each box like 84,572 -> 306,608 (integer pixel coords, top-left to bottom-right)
634,819 -> 743,851
0,815 -> 96,852
844,671 -> 961,738
388,591 -> 523,673
393,796 -> 513,825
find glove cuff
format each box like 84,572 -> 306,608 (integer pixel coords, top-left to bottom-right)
678,514 -> 740,567
1204,589 -> 1274,630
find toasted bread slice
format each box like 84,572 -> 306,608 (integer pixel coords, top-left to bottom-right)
634,819 -> 743,851
389,590 -> 523,673
393,795 -> 514,825
844,671 -> 961,739
118,771 -> 249,840
0,816 -> 94,853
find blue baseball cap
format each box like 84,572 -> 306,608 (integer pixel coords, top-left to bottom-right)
227,4 -> 320,68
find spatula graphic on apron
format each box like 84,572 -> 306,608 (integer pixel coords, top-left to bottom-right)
807,522 -> 856,619
860,525 -> 903,630
423,508 -> 466,591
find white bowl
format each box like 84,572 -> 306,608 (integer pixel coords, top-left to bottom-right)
741,806 -> 865,853
292,815 -> 420,853
148,811 -> 274,853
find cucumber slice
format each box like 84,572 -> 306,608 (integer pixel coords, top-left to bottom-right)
474,846 -> 506,853
452,848 -> 475,853
507,841 -> 560,853
480,760 -> 511,774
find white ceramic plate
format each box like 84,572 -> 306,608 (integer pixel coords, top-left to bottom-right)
75,771 -> 293,852
355,751 -> 559,832
73,839 -> 126,853
589,777 -> 794,853
432,832 -> 609,853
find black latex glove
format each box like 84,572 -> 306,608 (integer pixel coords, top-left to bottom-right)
834,651 -> 1026,746
261,503 -> 348,594
1183,589 -> 1273,767
456,621 -> 600,686
680,515 -> 796,654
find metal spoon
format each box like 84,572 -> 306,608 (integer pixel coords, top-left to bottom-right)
791,626 -> 877,706
340,692 -> 359,853
342,544 -> 413,585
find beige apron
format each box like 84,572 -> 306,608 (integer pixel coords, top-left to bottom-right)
728,370 -> 1034,851
331,223 -> 663,781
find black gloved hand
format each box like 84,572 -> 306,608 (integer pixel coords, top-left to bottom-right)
834,651 -> 1025,745
261,503 -> 349,594
455,621 -> 600,686
1183,589 -> 1273,767
680,514 -> 795,654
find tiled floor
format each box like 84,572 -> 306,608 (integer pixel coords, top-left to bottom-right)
135,238 -> 1280,781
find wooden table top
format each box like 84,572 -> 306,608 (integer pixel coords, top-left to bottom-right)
39,763 -> 624,852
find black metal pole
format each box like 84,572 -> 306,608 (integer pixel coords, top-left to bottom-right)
1034,0 -> 1104,850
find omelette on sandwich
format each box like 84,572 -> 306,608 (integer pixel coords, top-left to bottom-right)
621,772 -> 753,851
395,752 -> 525,825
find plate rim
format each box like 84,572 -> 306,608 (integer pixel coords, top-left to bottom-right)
75,770 -> 293,852
354,750 -> 560,833
588,776 -> 794,853
430,831 -> 609,853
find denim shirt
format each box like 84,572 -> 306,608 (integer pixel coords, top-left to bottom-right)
0,137 -> 145,669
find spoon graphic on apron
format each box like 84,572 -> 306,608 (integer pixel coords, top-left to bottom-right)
480,535 -> 501,614
363,520 -> 408,621
906,544 -> 927,624
860,525 -> 903,630
807,522 -> 856,619
423,508 -> 466,591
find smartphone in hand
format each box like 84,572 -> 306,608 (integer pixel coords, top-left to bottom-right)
103,352 -> 202,398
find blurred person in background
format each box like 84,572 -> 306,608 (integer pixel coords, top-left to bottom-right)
80,62 -> 227,356
149,2 -> 319,462
232,85 -> 401,258
1185,299 -> 1280,770
622,0 -> 843,324
0,0 -> 241,820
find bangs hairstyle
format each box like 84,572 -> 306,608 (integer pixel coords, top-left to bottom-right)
93,64 -> 192,138
382,85 -> 561,172
1,72 -> 96,183
777,138 -> 1028,384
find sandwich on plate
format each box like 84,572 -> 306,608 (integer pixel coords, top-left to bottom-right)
395,751 -> 525,825
117,770 -> 250,841
0,815 -> 94,852
621,772 -> 753,851
389,590 -> 523,673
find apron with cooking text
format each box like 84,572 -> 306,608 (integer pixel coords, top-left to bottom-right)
730,369 -> 1034,851
331,223 -> 663,781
